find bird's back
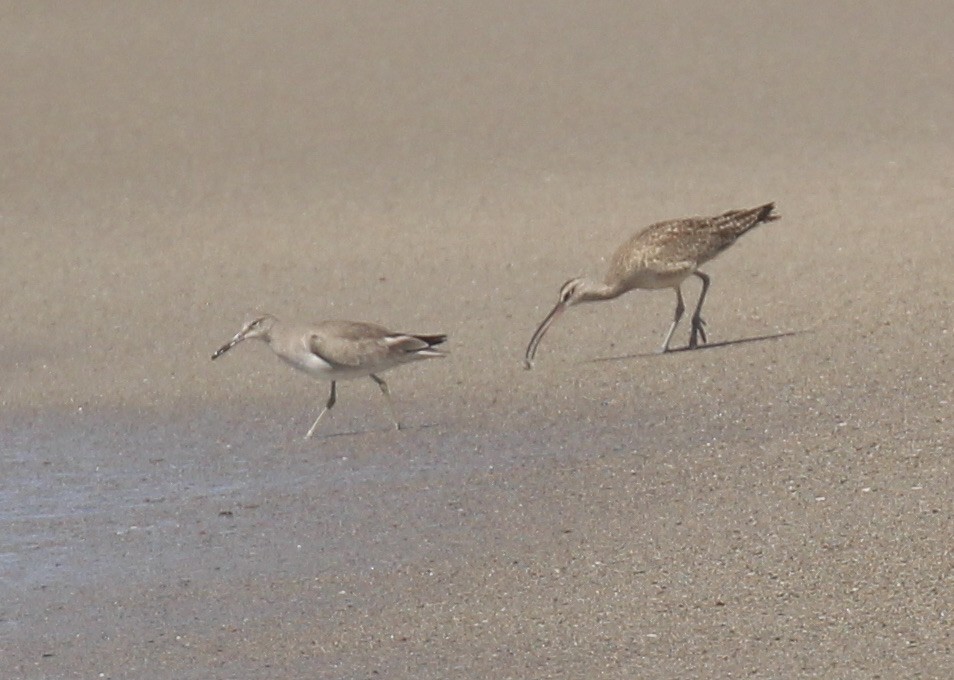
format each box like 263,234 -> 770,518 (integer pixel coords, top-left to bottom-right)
605,203 -> 779,284
308,320 -> 446,369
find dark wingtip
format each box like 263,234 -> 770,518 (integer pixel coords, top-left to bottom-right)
416,333 -> 447,347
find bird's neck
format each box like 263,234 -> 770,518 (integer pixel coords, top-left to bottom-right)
580,280 -> 625,302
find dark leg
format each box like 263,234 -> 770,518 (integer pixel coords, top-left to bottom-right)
689,271 -> 710,349
659,287 -> 686,353
306,381 -> 337,439
370,374 -> 401,430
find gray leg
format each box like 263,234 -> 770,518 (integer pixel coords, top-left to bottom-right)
659,287 -> 686,353
306,381 -> 337,439
689,271 -> 710,349
370,374 -> 401,430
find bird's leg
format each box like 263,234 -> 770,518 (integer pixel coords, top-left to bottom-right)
659,287 -> 686,353
306,381 -> 337,439
370,374 -> 401,431
689,271 -> 711,349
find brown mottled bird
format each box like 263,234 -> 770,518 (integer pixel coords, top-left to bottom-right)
525,203 -> 780,368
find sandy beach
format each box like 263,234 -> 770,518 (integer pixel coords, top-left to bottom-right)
2,2 -> 952,678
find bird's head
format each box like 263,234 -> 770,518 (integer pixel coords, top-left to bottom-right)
211,314 -> 277,360
556,276 -> 592,306
524,277 -> 595,369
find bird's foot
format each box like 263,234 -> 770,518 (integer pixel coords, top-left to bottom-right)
688,316 -> 708,349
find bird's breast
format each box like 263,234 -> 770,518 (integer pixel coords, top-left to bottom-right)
623,266 -> 695,290
275,348 -> 394,381
275,350 -> 333,378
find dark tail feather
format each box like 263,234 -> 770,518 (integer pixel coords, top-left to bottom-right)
718,201 -> 780,238
755,202 -> 780,223
412,333 -> 447,348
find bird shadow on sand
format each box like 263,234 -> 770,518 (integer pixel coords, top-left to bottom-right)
318,421 -> 440,440
587,329 -> 808,365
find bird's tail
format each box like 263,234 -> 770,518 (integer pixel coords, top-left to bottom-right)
412,333 -> 447,348
413,334 -> 448,358
752,202 -> 780,224
386,332 -> 448,358
717,202 -> 780,237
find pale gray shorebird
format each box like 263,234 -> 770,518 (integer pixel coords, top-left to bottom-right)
525,202 -> 780,368
212,315 -> 447,437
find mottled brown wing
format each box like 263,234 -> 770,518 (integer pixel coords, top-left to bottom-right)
614,203 -> 777,273
607,216 -> 723,278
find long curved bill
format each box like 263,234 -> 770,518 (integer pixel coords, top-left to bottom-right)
211,332 -> 244,360
524,301 -> 567,369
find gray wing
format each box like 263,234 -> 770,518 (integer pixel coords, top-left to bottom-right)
307,321 -> 393,367
306,320 -> 438,367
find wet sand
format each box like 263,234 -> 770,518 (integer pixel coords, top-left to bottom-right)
2,2 -> 952,678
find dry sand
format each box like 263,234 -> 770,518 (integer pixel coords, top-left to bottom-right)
2,2 -> 952,678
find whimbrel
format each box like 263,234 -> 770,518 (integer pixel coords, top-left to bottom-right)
212,315 -> 447,437
525,202 -> 780,368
